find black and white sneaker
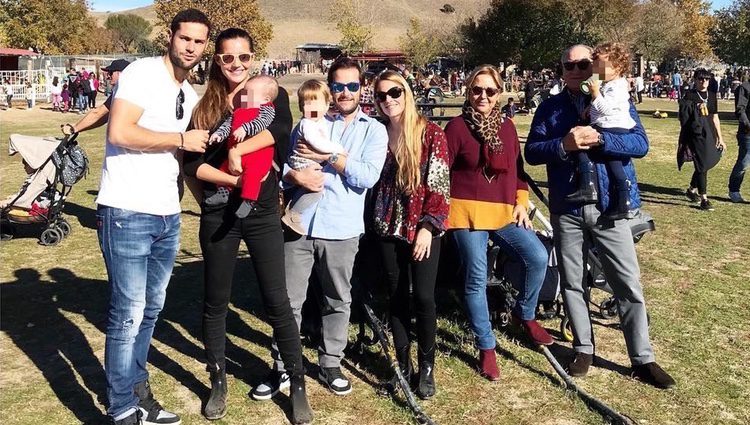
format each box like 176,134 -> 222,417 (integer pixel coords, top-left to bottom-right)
134,381 -> 181,425
318,367 -> 352,396
251,370 -> 290,400
112,408 -> 143,425
699,199 -> 714,211
685,188 -> 700,203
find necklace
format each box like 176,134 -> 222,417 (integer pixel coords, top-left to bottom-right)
696,90 -> 708,102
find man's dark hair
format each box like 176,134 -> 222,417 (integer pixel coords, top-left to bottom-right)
170,8 -> 211,36
327,56 -> 363,85
693,68 -> 711,80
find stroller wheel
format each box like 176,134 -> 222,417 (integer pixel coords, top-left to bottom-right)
599,298 -> 618,319
40,228 -> 62,246
57,220 -> 72,237
560,317 -> 574,342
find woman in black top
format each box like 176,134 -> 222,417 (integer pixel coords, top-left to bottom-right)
678,68 -> 727,211
182,28 -> 313,425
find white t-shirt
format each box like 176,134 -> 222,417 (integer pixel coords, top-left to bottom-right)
96,57 -> 198,215
590,77 -> 636,130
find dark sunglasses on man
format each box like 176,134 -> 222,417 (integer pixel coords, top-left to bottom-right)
331,82 -> 361,93
176,89 -> 185,120
471,86 -> 500,97
215,53 -> 253,64
375,87 -> 404,102
563,60 -> 591,71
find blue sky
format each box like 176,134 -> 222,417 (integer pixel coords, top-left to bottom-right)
89,0 -> 737,12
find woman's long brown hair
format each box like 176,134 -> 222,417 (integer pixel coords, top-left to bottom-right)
191,28 -> 254,131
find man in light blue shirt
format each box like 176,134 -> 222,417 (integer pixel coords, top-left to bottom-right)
255,57 -> 387,400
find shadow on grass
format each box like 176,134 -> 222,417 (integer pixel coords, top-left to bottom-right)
63,201 -> 97,230
1,258 -> 293,423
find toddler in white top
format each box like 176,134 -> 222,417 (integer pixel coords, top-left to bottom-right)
282,79 -> 343,234
568,42 -> 636,219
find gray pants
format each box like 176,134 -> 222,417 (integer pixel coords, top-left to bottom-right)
551,205 -> 655,366
272,235 -> 360,370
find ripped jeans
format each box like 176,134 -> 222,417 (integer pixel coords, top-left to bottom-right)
97,205 -> 180,418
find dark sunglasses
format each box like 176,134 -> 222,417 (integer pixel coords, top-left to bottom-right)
215,53 -> 253,64
471,86 -> 500,97
331,82 -> 361,93
375,87 -> 404,102
563,60 -> 592,71
176,89 -> 185,120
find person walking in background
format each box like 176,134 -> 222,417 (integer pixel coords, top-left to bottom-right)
3,79 -> 13,109
50,77 -> 62,112
678,69 -> 726,211
672,71 -> 683,99
635,73 -> 644,104
24,80 -> 34,110
87,73 -> 99,109
728,78 -> 750,203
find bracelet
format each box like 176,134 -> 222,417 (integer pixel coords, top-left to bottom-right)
178,133 -> 184,150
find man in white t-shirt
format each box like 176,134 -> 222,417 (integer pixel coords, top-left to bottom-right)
96,9 -> 210,425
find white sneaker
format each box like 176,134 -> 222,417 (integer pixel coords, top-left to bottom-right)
728,192 -> 746,203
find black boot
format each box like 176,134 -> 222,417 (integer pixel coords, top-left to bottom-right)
203,365 -> 227,420
608,181 -> 632,219
566,166 -> 598,204
290,374 -> 314,425
379,345 -> 413,396
416,346 -> 436,400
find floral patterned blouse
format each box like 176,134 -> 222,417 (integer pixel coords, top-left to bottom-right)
371,121 -> 451,243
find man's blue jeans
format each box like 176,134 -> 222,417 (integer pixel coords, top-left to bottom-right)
97,206 -> 180,419
728,132 -> 750,193
453,224 -> 548,350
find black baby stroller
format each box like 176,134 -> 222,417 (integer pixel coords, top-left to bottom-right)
0,133 -> 88,246
487,178 -> 655,342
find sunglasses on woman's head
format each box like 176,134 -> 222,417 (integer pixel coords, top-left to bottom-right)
563,60 -> 591,71
375,87 -> 404,102
176,89 -> 184,120
330,82 -> 361,93
471,86 -> 500,97
215,53 -> 253,64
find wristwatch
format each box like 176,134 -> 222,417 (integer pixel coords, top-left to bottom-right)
328,152 -> 340,165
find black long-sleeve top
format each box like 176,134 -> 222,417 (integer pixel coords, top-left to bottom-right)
183,88 -> 292,215
735,82 -> 750,134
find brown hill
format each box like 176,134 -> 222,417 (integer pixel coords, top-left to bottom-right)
90,1 -> 490,58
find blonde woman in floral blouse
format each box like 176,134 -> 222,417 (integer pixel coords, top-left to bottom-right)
370,70 -> 450,399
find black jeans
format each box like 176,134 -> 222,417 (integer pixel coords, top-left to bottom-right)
377,236 -> 441,358
199,207 -> 304,376
88,91 -> 97,108
690,170 -> 708,194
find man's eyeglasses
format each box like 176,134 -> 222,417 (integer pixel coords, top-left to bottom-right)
215,53 -> 253,64
563,60 -> 591,71
176,89 -> 185,120
375,87 -> 404,102
471,86 -> 500,97
331,82 -> 361,93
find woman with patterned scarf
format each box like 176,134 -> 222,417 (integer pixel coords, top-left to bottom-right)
370,70 -> 450,399
445,65 -> 552,381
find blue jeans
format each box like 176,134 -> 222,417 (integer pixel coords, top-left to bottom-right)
728,132 -> 750,192
77,94 -> 87,110
453,224 -> 548,350
96,206 -> 180,418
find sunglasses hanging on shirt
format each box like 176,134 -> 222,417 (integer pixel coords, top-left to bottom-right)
176,89 -> 185,120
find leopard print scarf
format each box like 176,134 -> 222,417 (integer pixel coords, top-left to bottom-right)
462,101 -> 507,175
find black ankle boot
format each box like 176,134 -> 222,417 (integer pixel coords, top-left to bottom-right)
566,168 -> 598,204
416,346 -> 436,399
608,181 -> 632,219
290,374 -> 314,425
379,345 -> 413,396
204,365 -> 227,420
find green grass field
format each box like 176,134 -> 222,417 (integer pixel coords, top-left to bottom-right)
1,90 -> 748,425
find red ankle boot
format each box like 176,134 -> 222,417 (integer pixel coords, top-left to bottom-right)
478,348 -> 500,381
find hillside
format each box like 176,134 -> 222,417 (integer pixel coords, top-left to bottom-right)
90,1 -> 490,58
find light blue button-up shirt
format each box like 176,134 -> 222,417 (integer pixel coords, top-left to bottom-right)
283,109 -> 388,240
